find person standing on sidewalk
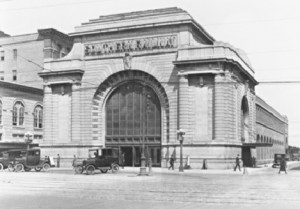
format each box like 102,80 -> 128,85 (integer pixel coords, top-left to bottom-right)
234,154 -> 241,171
57,154 -> 60,168
120,152 -> 125,169
278,158 -> 287,174
72,155 -> 77,168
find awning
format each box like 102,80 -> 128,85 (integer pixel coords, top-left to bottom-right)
242,143 -> 273,148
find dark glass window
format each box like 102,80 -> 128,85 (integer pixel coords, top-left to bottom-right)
106,82 -> 161,138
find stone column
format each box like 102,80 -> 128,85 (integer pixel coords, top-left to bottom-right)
178,74 -> 189,141
43,85 -> 53,143
213,72 -> 235,141
71,82 -> 81,142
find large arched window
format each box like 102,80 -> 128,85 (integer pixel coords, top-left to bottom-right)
241,96 -> 249,142
33,105 -> 43,128
12,101 -> 24,126
106,82 -> 161,141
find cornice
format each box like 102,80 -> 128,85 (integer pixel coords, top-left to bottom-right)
38,69 -> 84,78
0,81 -> 43,95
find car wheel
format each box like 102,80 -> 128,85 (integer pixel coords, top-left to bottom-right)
24,167 -> 31,172
0,163 -> 4,171
74,166 -> 84,174
8,163 -> 15,172
86,165 -> 95,175
42,163 -> 50,172
35,167 -> 42,172
100,169 -> 108,173
15,163 -> 24,172
111,164 -> 119,173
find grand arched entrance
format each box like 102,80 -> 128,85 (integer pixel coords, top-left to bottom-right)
105,82 -> 162,167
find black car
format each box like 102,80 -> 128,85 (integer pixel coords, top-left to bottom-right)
272,153 -> 286,168
74,148 -> 120,175
0,149 -> 24,171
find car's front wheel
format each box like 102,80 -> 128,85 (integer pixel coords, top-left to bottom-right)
0,163 -> 4,171
74,166 -> 84,174
86,165 -> 95,175
111,164 -> 119,173
42,163 -> 50,172
15,163 -> 24,172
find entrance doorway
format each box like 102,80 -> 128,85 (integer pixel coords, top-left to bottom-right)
105,81 -> 162,167
121,147 -> 133,167
242,147 -> 252,167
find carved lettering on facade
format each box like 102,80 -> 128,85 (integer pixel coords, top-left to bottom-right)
85,35 -> 177,56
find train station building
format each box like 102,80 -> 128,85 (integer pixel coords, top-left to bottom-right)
38,7 -> 288,168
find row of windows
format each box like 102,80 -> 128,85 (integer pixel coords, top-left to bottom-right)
256,134 -> 285,146
0,70 -> 17,81
0,100 -> 43,128
0,49 -> 17,61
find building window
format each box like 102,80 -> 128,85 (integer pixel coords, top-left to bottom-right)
0,71 -> 4,80
13,49 -> 17,60
33,105 -> 43,128
12,101 -> 24,126
12,70 -> 17,81
0,51 -> 4,61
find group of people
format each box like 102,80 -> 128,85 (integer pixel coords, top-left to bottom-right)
234,154 -> 287,174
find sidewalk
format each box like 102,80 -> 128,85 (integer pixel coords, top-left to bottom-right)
50,161 -> 300,175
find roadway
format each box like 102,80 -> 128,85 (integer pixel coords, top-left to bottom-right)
0,164 -> 300,209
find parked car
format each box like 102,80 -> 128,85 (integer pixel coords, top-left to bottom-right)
272,153 -> 286,168
10,149 -> 53,172
0,149 -> 24,171
74,148 -> 120,175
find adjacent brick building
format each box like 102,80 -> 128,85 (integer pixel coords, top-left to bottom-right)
35,7 -> 288,168
0,29 -> 72,151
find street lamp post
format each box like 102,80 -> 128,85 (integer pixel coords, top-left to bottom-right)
24,132 -> 33,150
139,85 -> 148,176
177,129 -> 185,172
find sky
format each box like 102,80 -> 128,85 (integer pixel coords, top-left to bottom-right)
1,0 -> 300,147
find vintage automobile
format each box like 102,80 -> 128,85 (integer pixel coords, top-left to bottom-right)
74,148 -> 120,175
10,149 -> 53,172
272,153 -> 286,168
0,149 -> 24,171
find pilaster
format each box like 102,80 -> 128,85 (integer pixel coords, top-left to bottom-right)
71,82 -> 81,142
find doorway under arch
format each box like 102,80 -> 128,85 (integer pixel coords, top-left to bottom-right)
105,82 -> 162,167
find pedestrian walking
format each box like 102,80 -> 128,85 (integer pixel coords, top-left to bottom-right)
278,158 -> 287,174
168,154 -> 175,170
57,154 -> 60,168
234,154 -> 241,171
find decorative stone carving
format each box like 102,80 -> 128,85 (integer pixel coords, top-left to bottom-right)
123,53 -> 132,70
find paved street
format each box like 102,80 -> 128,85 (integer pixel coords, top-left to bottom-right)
1,165 -> 300,209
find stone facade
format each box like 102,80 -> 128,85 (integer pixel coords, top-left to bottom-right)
39,7 -> 288,168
